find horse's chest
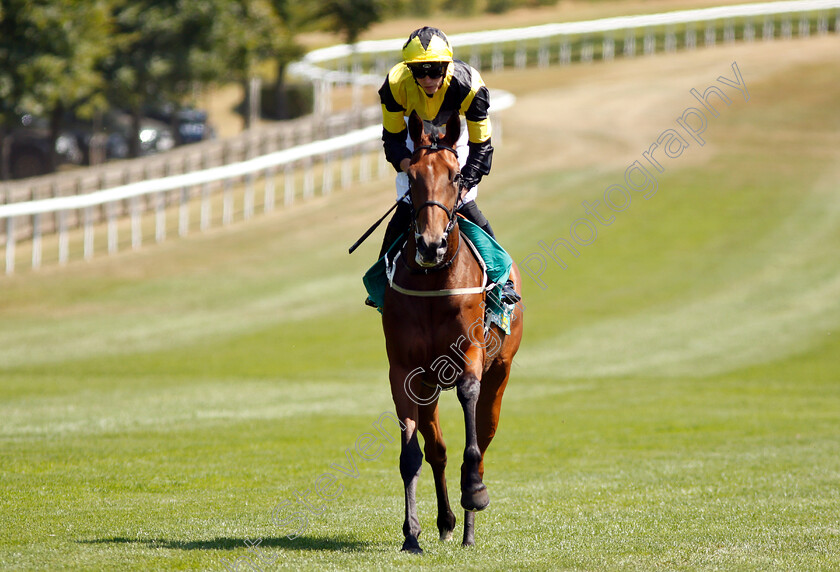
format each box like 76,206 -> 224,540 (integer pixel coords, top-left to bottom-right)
402,318 -> 482,372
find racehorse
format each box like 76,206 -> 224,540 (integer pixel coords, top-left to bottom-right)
381,110 -> 524,553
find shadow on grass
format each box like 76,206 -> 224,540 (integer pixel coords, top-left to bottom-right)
79,535 -> 372,552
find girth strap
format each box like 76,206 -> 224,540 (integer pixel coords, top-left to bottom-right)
385,233 -> 488,298
389,282 -> 486,297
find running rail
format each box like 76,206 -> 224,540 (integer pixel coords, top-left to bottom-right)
3,0 -> 838,273
1,91 -> 516,273
291,0 -> 840,85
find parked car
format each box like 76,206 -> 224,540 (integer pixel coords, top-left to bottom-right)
4,114 -> 84,180
65,110 -> 176,163
143,103 -> 216,145
2,104 -> 206,179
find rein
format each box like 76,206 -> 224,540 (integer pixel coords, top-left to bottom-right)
411,137 -> 464,249
388,135 -> 484,298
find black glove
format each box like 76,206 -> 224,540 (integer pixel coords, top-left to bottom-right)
459,171 -> 480,192
460,140 -> 493,191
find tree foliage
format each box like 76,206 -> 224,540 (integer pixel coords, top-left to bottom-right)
1,0 -> 549,174
102,2 -> 278,110
0,0 -> 113,177
313,0 -> 387,45
0,0 -> 113,125
265,0 -> 314,119
100,0 -> 282,153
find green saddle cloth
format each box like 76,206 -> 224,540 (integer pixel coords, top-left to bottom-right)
363,219 -> 514,332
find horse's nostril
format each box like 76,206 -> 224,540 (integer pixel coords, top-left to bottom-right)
416,236 -> 444,261
416,237 -> 432,259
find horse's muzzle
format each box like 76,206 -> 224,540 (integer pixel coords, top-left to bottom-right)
415,234 -> 448,267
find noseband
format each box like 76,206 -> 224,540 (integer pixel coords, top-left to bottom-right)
387,135 -> 487,293
411,139 -> 463,246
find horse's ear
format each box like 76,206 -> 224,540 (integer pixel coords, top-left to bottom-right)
443,111 -> 460,148
408,111 -> 424,144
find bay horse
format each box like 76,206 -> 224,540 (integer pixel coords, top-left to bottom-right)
381,110 -> 524,553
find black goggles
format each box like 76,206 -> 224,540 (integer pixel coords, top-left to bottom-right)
408,62 -> 448,79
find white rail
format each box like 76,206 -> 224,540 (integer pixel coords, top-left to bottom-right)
1,92 -> 515,274
0,125 -> 378,219
3,0 -> 837,274
299,0 -> 839,65
291,0 -> 839,113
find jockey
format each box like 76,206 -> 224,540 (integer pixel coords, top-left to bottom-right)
369,26 -> 520,307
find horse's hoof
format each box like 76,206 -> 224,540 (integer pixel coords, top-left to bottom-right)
438,512 -> 456,541
402,546 -> 423,555
461,484 -> 490,512
462,539 -> 475,547
401,538 -> 423,554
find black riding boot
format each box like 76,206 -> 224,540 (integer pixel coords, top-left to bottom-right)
379,200 -> 414,259
457,201 -> 521,306
457,200 -> 495,238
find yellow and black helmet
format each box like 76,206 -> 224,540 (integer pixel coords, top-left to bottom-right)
402,27 -> 453,64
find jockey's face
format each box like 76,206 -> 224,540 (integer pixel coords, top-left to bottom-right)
408,62 -> 447,96
417,74 -> 444,95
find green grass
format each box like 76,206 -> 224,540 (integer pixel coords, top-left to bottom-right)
2,46 -> 840,570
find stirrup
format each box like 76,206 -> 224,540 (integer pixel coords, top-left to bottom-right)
501,279 -> 521,305
364,296 -> 378,309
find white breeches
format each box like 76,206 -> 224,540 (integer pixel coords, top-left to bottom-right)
395,118 -> 477,204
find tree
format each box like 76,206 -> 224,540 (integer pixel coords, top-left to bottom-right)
101,0 -> 281,154
224,0 -> 285,127
0,0 -> 112,178
444,0 -> 478,16
267,0 -> 311,120
314,0 -> 386,45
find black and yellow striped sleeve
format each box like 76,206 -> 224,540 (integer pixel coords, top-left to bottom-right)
378,67 -> 411,172
454,62 -> 494,183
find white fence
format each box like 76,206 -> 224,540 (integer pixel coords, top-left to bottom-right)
292,0 -> 840,114
0,107 -> 382,214
2,0 -> 838,275
0,92 -> 515,274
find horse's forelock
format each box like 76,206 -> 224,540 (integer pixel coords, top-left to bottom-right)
421,120 -> 442,142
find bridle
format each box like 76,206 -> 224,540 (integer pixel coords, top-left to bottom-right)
410,138 -> 464,259
385,136 -> 488,297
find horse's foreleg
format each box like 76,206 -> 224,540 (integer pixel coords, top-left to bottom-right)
461,345 -> 515,547
399,420 -> 424,554
456,373 -> 490,512
463,510 -> 476,546
419,403 -> 457,541
390,363 -> 429,554
476,359 -> 511,480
